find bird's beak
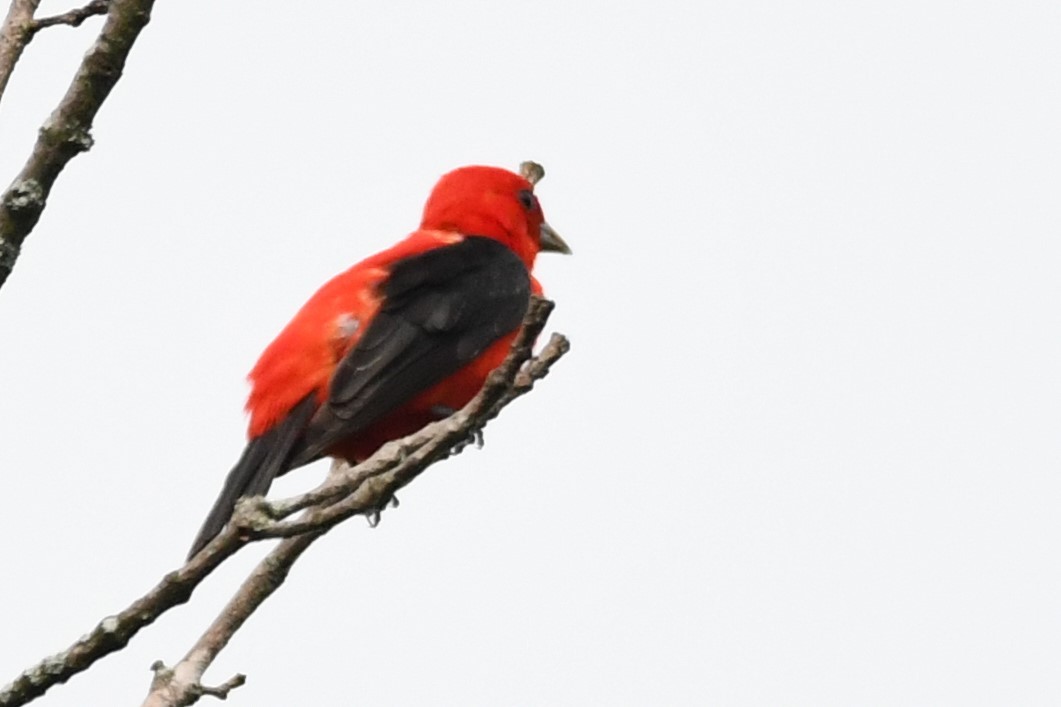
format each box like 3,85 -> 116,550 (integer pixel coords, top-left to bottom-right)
539,222 -> 572,255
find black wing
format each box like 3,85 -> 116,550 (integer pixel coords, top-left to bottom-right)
292,235 -> 531,464
187,236 -> 529,558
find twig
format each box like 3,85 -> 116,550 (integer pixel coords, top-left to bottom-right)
0,0 -> 153,291
0,297 -> 568,707
30,0 -> 109,34
141,533 -> 320,707
146,661 -> 246,707
0,0 -> 109,111
519,160 -> 545,186
196,674 -> 245,700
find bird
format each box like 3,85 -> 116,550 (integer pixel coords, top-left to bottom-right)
188,164 -> 570,558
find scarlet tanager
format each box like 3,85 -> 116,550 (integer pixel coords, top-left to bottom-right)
188,165 -> 570,558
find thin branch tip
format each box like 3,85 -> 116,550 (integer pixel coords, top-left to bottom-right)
0,0 -> 153,291
30,1 -> 111,34
519,160 -> 545,185
196,673 -> 246,700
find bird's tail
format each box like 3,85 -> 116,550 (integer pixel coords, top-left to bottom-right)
187,396 -> 316,559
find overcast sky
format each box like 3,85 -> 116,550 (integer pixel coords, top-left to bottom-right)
1,1 -> 1059,705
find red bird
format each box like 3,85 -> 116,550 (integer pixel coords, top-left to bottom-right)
188,165 -> 569,557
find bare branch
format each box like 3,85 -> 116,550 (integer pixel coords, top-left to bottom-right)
0,298 -> 568,707
0,0 -> 41,106
0,533 -> 243,707
197,674 -> 246,701
0,0 -> 154,291
139,298 -> 568,706
30,0 -> 109,34
141,533 -> 319,707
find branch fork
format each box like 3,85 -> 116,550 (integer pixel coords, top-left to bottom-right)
0,296 -> 567,707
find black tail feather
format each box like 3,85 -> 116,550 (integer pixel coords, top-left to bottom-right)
187,395 -> 316,559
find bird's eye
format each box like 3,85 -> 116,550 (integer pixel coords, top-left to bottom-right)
517,189 -> 536,211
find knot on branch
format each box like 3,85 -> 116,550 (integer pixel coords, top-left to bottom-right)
39,119 -> 95,154
3,179 -> 44,213
231,497 -> 282,536
67,126 -> 95,153
146,661 -> 245,705
148,661 -> 174,692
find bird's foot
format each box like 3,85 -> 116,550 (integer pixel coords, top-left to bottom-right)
365,494 -> 400,528
430,405 -> 484,454
449,427 -> 485,455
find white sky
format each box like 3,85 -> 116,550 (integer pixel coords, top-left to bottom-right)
1,1 -> 1059,705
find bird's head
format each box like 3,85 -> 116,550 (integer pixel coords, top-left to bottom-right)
420,164 -> 571,269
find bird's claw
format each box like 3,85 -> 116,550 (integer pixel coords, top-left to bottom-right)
449,427 -> 485,455
366,495 -> 399,527
431,404 -> 484,453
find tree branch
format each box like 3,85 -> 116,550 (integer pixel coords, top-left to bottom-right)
30,0 -> 109,34
141,532 -> 321,707
0,0 -> 41,107
0,0 -> 153,291
139,298 -> 568,706
0,530 -> 242,707
0,297 -> 568,707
